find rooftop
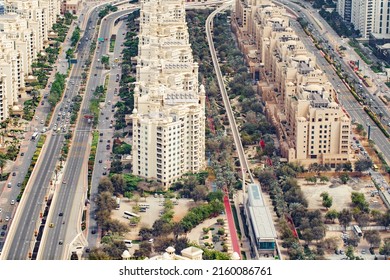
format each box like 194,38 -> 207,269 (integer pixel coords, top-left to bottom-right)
247,184 -> 277,240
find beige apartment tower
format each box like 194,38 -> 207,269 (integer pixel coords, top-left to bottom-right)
234,0 -> 352,167
131,0 -> 206,188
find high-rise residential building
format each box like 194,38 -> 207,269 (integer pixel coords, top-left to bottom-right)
0,23 -> 26,118
0,0 -> 61,120
0,74 -> 7,120
344,0 -> 390,38
4,0 -> 49,50
337,0 -> 353,22
351,0 -> 375,38
373,0 -> 390,35
234,0 -> 352,167
131,0 -> 206,188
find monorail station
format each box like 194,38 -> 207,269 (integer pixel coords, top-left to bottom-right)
244,184 -> 277,258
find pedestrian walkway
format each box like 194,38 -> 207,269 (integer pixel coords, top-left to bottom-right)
223,194 -> 241,258
186,216 -> 224,245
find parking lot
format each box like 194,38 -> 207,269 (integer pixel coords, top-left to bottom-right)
111,195 -> 193,241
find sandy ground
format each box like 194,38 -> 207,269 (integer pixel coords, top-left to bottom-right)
299,177 -> 387,212
111,196 -> 193,240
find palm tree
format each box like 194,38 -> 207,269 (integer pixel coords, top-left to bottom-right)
0,157 -> 6,176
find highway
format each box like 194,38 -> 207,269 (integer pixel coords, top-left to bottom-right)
86,14 -> 132,250
38,6 -> 138,260
1,1 -> 122,259
0,22 -> 77,253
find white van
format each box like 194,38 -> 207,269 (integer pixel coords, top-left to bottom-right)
124,240 -> 133,248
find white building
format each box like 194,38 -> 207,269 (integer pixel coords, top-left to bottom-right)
337,0 -> 352,22
131,0 -> 206,189
148,246 -> 204,260
349,0 -> 390,38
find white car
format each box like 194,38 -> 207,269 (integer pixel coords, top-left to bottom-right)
10,200 -> 15,205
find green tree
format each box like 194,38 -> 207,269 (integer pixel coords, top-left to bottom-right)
339,173 -> 350,184
98,177 -> 114,193
380,210 -> 390,227
379,240 -> 390,258
0,157 -> 6,175
322,196 -> 333,209
354,158 -> 373,172
101,55 -> 110,69
70,26 -> 80,46
345,245 -> 355,260
319,175 -> 329,184
325,209 -> 339,222
191,185 -> 208,202
338,209 -> 352,230
351,192 -> 369,212
110,159 -> 123,174
111,174 -> 125,195
364,230 -> 381,248
133,241 -> 152,259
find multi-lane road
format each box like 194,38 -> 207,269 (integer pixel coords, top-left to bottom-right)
1,1 -> 134,260
2,4 -> 100,260
39,6 -> 139,260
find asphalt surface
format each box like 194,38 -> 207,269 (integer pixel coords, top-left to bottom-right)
39,6 -> 139,260
0,22 -> 75,253
86,16 -> 131,251
2,3 -> 106,260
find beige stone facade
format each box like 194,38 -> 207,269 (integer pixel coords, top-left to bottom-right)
61,0 -> 80,15
234,0 -> 352,167
0,0 -> 61,121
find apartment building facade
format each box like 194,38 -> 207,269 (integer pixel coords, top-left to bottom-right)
131,0 -> 206,188
337,0 -> 390,38
234,0 -> 351,167
337,0 -> 353,22
0,0 -> 61,121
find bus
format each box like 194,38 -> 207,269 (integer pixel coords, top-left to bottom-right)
116,197 -> 120,210
31,132 -> 39,140
123,211 -> 140,219
353,225 -> 363,237
139,203 -> 150,209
